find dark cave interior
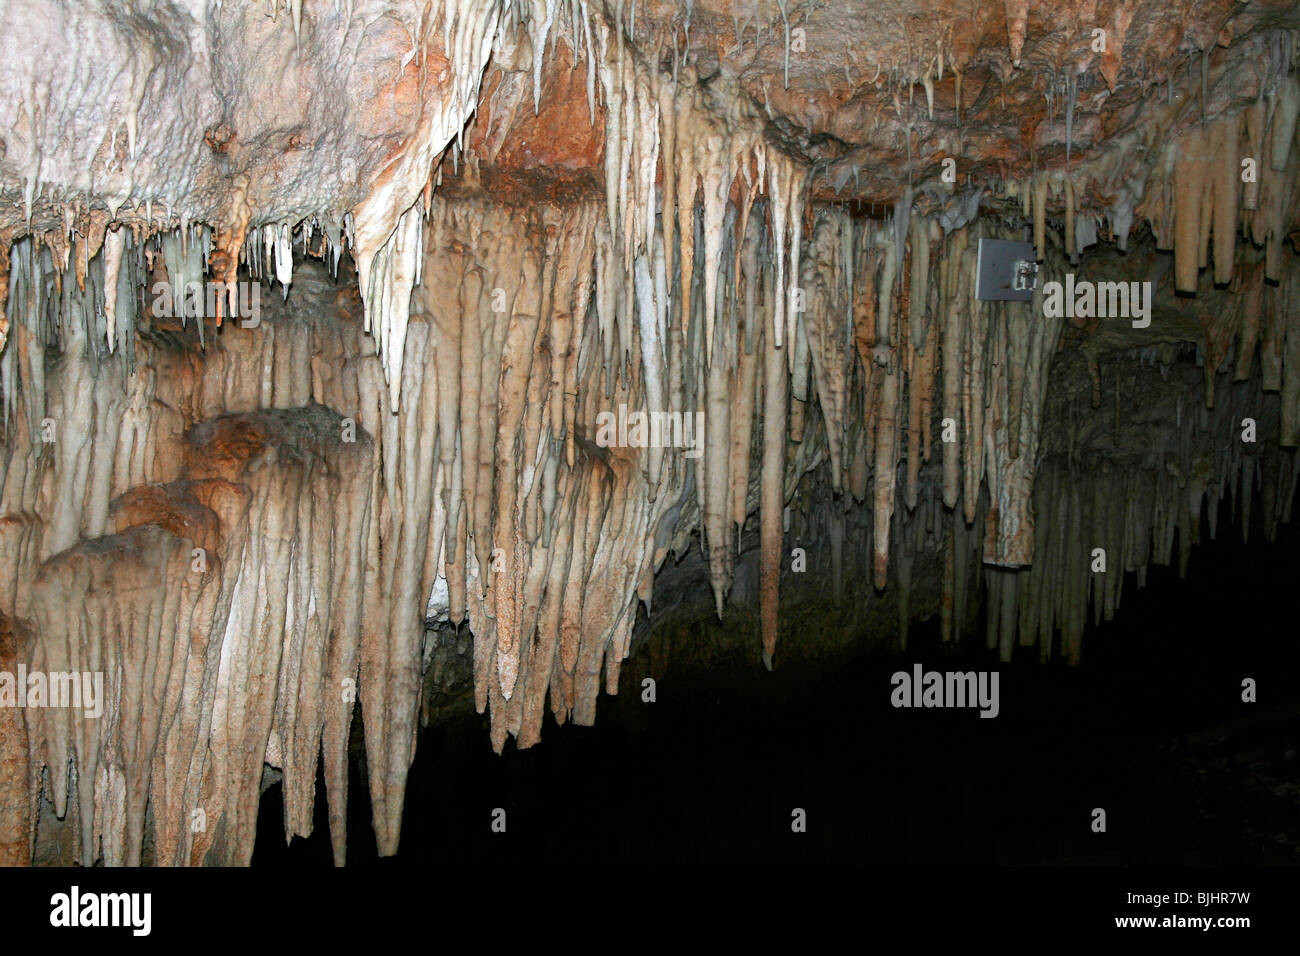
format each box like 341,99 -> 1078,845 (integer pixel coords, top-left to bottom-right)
253,492 -> 1300,867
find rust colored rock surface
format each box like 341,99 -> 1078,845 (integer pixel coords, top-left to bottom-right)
0,611 -> 31,866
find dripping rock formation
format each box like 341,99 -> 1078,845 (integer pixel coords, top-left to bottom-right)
0,0 -> 1297,866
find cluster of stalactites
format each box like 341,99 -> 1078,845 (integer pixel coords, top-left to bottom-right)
8,0 -> 1300,870
1151,61 -> 1300,296
0,216 -> 363,438
974,371 -> 1299,667
557,0 -> 1063,667
980,30 -> 1300,286
0,241 -> 377,867
0,0 -> 508,411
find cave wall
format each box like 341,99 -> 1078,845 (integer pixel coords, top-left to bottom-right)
0,1 -> 1298,866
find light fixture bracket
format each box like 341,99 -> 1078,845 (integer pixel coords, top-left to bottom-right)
975,238 -> 1037,301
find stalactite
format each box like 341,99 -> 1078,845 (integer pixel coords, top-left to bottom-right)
1174,125 -> 1210,292
940,228 -> 966,508
873,356 -> 899,589
760,319 -> 787,670
1212,113 -> 1240,285
1033,176 -> 1047,259
961,244 -> 986,525
1270,72 -> 1299,172
703,270 -> 734,616
1064,177 -> 1077,263
3,0 -> 1300,871
1004,0 -> 1028,67
1242,97 -> 1263,212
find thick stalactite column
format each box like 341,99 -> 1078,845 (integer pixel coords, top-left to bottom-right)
760,322 -> 788,670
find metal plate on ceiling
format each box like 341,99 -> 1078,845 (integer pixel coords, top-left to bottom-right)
975,238 -> 1037,301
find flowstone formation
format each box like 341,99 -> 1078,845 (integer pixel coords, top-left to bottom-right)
0,0 -> 1297,865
